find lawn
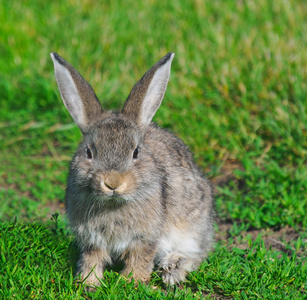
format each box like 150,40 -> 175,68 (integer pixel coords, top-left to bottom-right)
0,0 -> 306,299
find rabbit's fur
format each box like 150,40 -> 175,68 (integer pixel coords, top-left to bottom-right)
51,52 -> 214,287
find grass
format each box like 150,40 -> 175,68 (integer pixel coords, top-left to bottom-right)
0,0 -> 306,299
1,218 -> 306,299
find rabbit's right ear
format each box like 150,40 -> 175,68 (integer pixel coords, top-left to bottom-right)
122,53 -> 174,129
50,53 -> 103,134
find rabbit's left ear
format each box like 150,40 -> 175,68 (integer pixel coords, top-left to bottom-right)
50,53 -> 103,134
122,53 -> 174,128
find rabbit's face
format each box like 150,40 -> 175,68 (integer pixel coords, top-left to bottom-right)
51,52 -> 174,204
73,114 -> 144,201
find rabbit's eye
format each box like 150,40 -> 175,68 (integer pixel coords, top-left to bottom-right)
133,147 -> 139,159
86,147 -> 92,159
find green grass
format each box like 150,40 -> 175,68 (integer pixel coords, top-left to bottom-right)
0,0 -> 306,299
1,218 -> 306,299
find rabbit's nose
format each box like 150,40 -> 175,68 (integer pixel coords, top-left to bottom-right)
104,181 -> 127,192
104,181 -> 118,191
102,171 -> 126,192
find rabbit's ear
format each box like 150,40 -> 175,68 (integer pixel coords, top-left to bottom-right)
50,53 -> 103,134
122,53 -> 174,128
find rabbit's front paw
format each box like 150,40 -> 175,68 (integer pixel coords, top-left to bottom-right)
122,267 -> 152,285
75,270 -> 102,292
76,248 -> 109,290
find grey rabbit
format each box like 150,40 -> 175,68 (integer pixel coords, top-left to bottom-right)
50,52 -> 214,287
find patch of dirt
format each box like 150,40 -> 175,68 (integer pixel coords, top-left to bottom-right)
211,159 -> 244,187
211,160 -> 305,257
216,220 -> 304,257
47,201 -> 66,216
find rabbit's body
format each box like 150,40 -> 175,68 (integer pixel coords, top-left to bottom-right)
51,53 -> 214,287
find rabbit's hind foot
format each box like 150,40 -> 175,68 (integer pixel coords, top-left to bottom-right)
159,252 -> 195,285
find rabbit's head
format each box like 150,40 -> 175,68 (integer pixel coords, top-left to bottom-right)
51,53 -> 174,201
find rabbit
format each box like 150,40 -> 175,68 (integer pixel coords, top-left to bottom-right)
50,52 -> 214,288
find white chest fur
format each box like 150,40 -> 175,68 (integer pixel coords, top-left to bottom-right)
75,216 -> 137,256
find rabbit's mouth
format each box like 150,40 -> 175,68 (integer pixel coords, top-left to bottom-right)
96,192 -> 132,207
90,186 -> 132,203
